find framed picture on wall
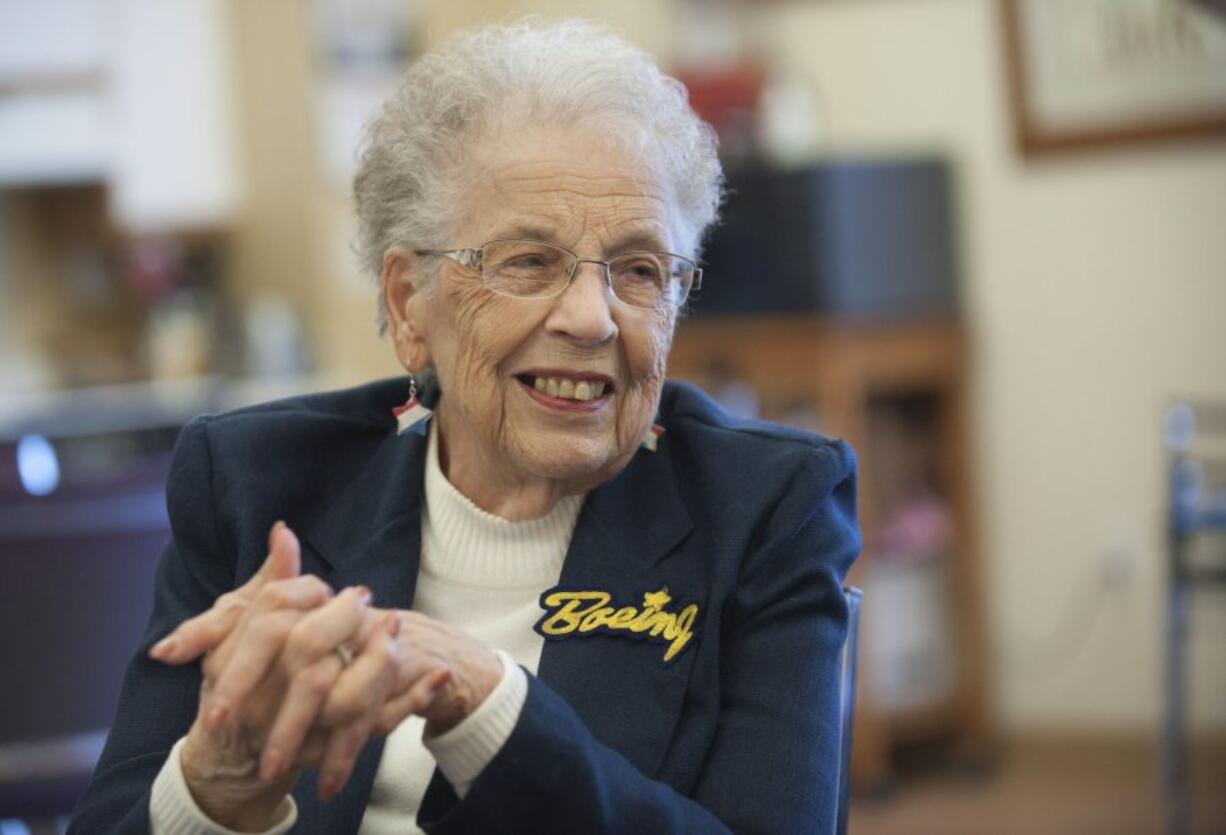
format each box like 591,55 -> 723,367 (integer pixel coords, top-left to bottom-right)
1000,0 -> 1226,154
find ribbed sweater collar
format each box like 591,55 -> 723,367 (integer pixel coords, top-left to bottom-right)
420,422 -> 583,588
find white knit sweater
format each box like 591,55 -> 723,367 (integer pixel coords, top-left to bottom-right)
149,423 -> 581,833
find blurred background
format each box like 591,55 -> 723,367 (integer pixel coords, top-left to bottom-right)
1,0 -> 1225,833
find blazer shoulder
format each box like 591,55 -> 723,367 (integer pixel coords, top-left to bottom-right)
199,377 -> 407,429
659,379 -> 857,493
177,375 -> 414,456
169,377 -> 414,502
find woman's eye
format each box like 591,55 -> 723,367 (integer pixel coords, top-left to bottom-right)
618,260 -> 664,283
506,255 -> 549,269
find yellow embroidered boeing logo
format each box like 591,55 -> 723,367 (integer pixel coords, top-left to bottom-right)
534,586 -> 699,663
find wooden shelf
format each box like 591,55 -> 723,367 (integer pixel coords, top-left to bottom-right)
668,313 -> 990,789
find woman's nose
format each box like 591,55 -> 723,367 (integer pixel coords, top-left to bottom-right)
544,262 -> 618,345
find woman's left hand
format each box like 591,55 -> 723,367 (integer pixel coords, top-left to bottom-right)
335,610 -> 504,738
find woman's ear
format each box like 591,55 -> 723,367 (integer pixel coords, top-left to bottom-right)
382,249 -> 430,372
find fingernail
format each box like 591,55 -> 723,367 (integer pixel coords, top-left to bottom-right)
433,668 -> 452,691
268,520 -> 284,550
149,636 -> 178,659
260,748 -> 285,782
355,585 -> 372,605
319,776 -> 338,801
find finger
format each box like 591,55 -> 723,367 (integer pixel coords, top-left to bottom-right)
247,573 -> 336,618
149,592 -> 248,664
202,607 -> 301,730
148,522 -> 302,663
203,573 -> 335,671
262,521 -> 302,584
318,611 -> 399,727
259,654 -> 343,781
314,615 -> 400,802
257,602 -> 383,778
317,713 -> 377,802
350,604 -> 391,650
202,576 -> 338,701
377,666 -> 451,735
279,586 -> 373,672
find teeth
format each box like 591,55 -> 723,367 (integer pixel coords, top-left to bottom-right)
530,376 -> 608,401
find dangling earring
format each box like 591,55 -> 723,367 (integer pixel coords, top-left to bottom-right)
393,373 -> 433,436
640,423 -> 665,452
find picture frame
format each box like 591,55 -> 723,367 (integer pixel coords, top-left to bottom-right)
1000,0 -> 1226,154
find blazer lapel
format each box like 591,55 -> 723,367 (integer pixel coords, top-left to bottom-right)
296,393 -> 429,598
291,389 -> 432,832
536,441 -> 700,778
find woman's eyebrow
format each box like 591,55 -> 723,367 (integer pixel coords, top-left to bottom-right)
489,225 -> 667,253
606,232 -> 667,253
493,223 -> 557,243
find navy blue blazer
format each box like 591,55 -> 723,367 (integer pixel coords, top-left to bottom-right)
70,377 -> 860,834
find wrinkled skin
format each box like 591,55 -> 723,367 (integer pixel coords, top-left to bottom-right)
384,125 -> 683,519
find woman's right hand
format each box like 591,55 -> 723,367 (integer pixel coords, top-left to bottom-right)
149,524 -> 419,829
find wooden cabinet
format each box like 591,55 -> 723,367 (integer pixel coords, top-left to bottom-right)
667,314 -> 989,788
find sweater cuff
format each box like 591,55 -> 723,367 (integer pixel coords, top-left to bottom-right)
423,649 -> 528,798
149,736 -> 297,835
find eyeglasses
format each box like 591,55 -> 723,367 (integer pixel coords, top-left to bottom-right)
415,239 -> 702,309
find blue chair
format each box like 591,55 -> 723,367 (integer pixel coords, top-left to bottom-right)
1163,401 -> 1226,835
836,586 -> 863,835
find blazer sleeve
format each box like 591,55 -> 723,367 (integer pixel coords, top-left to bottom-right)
69,418 -> 237,834
418,440 -> 861,834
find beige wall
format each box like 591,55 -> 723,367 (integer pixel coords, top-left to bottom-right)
753,0 -> 1226,735
226,0 -> 1226,734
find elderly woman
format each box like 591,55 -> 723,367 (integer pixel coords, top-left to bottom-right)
71,19 -> 859,835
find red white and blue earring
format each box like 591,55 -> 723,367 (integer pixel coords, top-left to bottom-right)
393,373 -> 433,436
641,423 -> 665,452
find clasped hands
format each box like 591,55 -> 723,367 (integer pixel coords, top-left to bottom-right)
148,522 -> 502,830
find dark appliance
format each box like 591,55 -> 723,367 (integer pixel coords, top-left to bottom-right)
693,158 -> 960,318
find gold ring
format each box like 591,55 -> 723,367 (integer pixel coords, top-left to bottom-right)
334,644 -> 354,668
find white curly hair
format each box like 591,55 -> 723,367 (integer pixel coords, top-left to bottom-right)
353,18 -> 724,331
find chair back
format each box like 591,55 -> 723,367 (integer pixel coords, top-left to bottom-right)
1165,400 -> 1226,541
836,585 -> 863,835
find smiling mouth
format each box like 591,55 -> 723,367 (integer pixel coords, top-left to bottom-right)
515,374 -> 613,403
